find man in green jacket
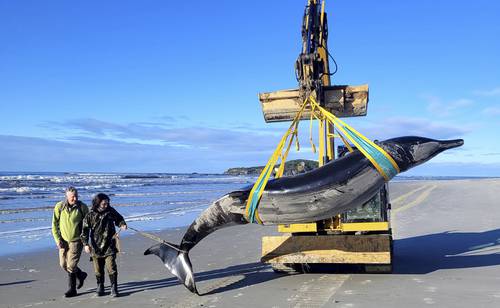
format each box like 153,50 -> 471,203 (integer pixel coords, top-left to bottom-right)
52,186 -> 89,298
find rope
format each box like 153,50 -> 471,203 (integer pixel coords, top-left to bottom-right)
128,226 -> 187,253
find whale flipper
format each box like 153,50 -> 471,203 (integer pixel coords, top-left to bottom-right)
144,243 -> 198,295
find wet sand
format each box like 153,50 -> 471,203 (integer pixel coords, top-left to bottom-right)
1,179 -> 500,307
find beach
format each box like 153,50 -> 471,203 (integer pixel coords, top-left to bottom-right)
1,178 -> 500,307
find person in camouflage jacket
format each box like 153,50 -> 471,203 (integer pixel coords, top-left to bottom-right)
81,193 -> 127,297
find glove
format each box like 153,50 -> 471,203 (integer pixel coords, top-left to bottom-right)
57,240 -> 67,249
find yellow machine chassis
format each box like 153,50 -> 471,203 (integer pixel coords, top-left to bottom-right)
277,221 -> 390,233
261,234 -> 392,267
258,0 -> 393,273
262,220 -> 393,272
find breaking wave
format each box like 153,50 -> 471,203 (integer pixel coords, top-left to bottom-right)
0,171 -> 253,256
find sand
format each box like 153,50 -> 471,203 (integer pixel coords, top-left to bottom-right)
1,179 -> 500,307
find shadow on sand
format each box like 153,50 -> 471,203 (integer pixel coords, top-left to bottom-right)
115,262 -> 285,296
108,228 -> 500,296
0,279 -> 35,287
393,228 -> 500,274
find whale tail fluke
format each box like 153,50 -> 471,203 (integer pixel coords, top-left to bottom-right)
144,243 -> 199,295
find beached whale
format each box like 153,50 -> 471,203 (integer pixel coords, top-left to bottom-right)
145,136 -> 463,294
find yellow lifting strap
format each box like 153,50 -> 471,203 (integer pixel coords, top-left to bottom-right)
308,96 -> 400,180
245,95 -> 400,224
245,99 -> 309,224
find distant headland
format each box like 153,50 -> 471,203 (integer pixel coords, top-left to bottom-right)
224,159 -> 319,176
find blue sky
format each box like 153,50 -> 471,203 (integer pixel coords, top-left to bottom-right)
1,0 -> 499,176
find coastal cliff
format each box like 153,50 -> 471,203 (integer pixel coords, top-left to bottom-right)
224,159 -> 319,176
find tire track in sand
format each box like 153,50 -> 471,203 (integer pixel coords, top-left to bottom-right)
392,184 -> 437,215
391,184 -> 437,233
288,274 -> 349,307
391,184 -> 434,211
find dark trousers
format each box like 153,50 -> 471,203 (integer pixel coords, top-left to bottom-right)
92,254 -> 117,277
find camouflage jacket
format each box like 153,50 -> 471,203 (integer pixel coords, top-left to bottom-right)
81,207 -> 126,257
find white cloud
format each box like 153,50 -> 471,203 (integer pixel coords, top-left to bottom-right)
0,134 -> 277,173
41,118 -> 286,153
424,95 -> 474,116
352,116 -> 470,141
481,107 -> 500,116
473,87 -> 500,97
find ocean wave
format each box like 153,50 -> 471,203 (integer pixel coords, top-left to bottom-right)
121,175 -> 161,179
0,172 -> 250,248
0,206 -> 53,215
0,217 -> 50,224
0,186 -> 64,194
0,226 -> 52,237
114,200 -> 206,207
0,205 -> 205,237
111,189 -> 224,197
0,174 -> 252,191
0,182 -> 147,195
125,206 -> 205,222
0,175 -> 50,181
0,199 -> 207,214
0,201 -> 207,217
0,187 -> 33,194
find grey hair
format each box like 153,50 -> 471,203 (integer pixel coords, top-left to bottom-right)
65,186 -> 78,194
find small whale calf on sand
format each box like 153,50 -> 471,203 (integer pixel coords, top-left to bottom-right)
145,136 -> 464,294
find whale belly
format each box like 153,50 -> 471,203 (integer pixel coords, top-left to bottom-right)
257,167 -> 384,224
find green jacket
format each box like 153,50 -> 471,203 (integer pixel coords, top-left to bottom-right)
52,200 -> 89,244
81,207 -> 126,257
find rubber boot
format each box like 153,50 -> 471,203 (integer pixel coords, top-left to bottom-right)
96,276 -> 105,296
75,268 -> 87,289
109,273 -> 119,297
64,272 -> 77,298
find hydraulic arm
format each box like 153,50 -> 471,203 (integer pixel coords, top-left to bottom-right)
295,0 -> 332,103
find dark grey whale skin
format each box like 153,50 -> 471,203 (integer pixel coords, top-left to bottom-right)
145,136 -> 463,294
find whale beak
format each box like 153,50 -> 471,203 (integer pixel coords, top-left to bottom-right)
438,139 -> 464,150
